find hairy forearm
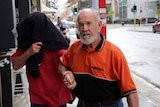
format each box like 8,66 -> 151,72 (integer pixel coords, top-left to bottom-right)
58,62 -> 77,90
127,92 -> 139,107
58,62 -> 67,76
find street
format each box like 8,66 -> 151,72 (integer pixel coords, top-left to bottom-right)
107,25 -> 160,88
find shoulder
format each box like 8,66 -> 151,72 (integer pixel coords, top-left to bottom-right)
62,22 -> 66,25
71,40 -> 81,47
105,40 -> 121,51
104,40 -> 124,56
67,40 -> 82,51
11,48 -> 23,60
13,48 -> 23,55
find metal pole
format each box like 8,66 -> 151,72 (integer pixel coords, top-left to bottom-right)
89,0 -> 98,10
134,13 -> 136,30
140,7 -> 142,26
122,0 -> 123,20
146,0 -> 148,24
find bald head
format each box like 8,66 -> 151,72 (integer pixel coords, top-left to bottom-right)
77,8 -> 100,25
75,8 -> 103,45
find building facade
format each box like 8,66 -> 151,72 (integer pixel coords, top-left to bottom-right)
109,0 -> 160,23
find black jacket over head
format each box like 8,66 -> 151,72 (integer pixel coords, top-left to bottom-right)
17,12 -> 69,78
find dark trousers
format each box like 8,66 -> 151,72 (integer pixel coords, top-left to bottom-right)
31,103 -> 66,107
77,99 -> 123,107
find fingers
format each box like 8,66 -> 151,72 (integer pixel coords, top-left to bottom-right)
64,80 -> 77,90
35,42 -> 43,47
63,71 -> 76,90
65,73 -> 73,84
63,71 -> 74,83
28,42 -> 43,55
64,79 -> 77,90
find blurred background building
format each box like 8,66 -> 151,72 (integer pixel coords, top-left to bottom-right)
1,0 -> 160,54
109,0 -> 160,24
7,0 -> 160,26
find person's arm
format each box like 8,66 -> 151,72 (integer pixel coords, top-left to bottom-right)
58,62 -> 67,75
58,62 -> 77,90
62,22 -> 69,34
127,92 -> 139,107
12,42 -> 43,70
62,28 -> 69,34
65,25 -> 70,33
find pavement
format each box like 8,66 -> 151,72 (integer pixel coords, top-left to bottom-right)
107,23 -> 153,32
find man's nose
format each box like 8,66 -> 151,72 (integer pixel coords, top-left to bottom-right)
82,24 -> 88,31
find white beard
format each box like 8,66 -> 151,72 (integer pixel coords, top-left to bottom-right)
80,29 -> 98,45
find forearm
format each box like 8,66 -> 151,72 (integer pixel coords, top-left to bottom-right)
127,92 -> 139,107
58,62 -> 67,76
12,42 -> 42,70
12,50 -> 31,70
58,62 -> 77,90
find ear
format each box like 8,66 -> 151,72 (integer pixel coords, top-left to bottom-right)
98,20 -> 103,33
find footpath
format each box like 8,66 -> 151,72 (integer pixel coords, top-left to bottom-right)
107,23 -> 153,32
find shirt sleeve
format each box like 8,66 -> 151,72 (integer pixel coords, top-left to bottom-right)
58,49 -> 67,57
59,45 -> 74,68
11,48 -> 23,62
116,50 -> 137,96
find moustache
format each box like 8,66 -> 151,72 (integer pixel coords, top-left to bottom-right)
82,32 -> 90,36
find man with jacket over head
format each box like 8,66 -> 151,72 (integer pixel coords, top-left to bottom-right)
11,12 -> 73,107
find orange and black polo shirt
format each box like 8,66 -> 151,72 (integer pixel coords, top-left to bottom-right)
60,34 -> 137,102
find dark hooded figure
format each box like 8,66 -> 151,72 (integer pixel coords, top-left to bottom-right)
11,12 -> 72,107
17,11 -> 69,77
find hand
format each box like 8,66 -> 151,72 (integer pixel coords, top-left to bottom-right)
63,30 -> 67,34
63,71 -> 77,90
27,42 -> 43,56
